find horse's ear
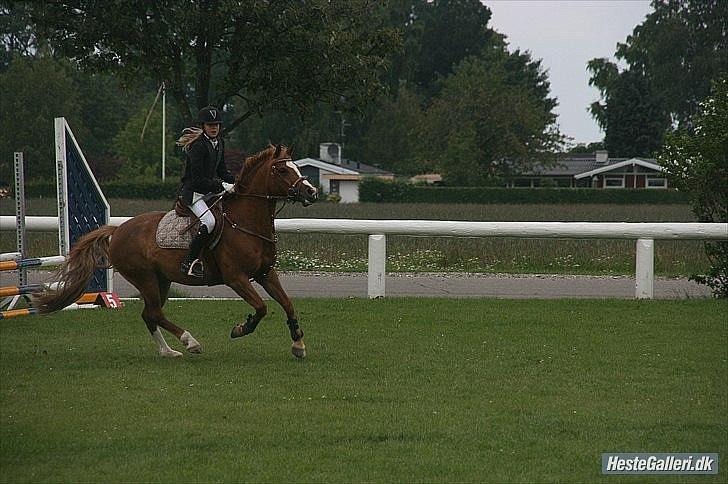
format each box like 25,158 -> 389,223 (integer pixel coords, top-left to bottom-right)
274,144 -> 282,158
288,145 -> 294,158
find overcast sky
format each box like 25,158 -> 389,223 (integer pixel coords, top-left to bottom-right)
483,0 -> 653,145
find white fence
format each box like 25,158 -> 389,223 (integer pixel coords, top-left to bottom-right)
2,216 -> 727,299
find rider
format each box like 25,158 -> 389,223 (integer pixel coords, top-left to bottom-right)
176,105 -> 236,278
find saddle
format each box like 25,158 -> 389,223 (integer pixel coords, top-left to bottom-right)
155,199 -> 224,250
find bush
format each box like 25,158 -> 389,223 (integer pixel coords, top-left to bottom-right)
19,180 -> 181,199
359,178 -> 689,204
659,77 -> 728,297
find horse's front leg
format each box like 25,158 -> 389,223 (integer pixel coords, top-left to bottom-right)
255,269 -> 306,358
227,276 -> 268,339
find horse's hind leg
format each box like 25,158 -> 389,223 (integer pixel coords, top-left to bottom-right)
154,277 -> 202,353
255,269 -> 306,358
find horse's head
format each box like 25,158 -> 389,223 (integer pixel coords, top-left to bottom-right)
236,144 -> 318,206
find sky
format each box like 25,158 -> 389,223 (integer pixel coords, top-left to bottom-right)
483,0 -> 653,145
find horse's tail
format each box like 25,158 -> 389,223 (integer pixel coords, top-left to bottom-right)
32,225 -> 117,314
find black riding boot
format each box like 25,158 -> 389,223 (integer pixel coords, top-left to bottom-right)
181,225 -> 210,278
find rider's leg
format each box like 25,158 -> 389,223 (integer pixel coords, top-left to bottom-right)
181,197 -> 216,277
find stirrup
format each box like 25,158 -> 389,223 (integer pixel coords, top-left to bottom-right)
182,259 -> 204,278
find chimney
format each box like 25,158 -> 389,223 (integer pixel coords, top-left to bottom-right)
319,143 -> 342,165
595,150 -> 608,164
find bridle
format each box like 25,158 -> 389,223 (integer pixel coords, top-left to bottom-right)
221,156 -> 313,244
234,157 -> 310,204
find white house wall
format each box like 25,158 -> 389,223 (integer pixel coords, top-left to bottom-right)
339,181 -> 359,203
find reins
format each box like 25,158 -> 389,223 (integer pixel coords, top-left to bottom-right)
218,155 -> 306,244
222,212 -> 277,244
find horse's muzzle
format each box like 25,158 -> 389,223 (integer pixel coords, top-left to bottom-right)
301,186 -> 318,206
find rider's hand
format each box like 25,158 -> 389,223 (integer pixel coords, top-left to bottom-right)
222,182 -> 235,193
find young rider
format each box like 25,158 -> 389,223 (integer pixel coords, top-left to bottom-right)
176,105 -> 236,278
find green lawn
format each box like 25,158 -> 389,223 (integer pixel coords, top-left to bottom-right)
1,298 -> 726,482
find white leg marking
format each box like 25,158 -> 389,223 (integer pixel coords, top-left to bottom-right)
180,330 -> 202,353
153,329 -> 182,358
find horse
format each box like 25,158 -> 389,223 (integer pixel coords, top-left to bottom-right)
32,144 -> 318,358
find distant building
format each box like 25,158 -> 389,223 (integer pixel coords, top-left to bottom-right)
294,143 -> 394,203
409,174 -> 443,185
508,151 -> 669,189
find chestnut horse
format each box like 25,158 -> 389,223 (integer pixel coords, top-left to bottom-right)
33,145 -> 318,358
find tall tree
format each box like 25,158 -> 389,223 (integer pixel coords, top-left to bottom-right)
601,69 -> 671,157
360,87 -> 428,174
422,44 -> 564,185
385,0 -> 493,94
26,1 -> 398,132
0,56 -> 83,180
589,0 -> 728,154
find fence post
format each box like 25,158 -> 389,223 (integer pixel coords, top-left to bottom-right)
635,238 -> 654,299
368,234 -> 386,298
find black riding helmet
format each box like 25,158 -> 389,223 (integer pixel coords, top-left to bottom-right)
198,105 -> 222,125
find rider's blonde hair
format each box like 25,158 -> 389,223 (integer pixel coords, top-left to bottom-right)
176,127 -> 203,152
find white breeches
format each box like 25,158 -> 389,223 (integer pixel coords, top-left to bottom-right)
190,194 -> 215,232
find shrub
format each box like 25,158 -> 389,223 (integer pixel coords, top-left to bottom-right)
659,77 -> 728,297
359,178 -> 688,204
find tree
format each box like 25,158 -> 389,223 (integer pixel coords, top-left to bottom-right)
27,1 -> 398,132
112,101 -> 181,180
659,77 -> 728,297
588,0 -> 728,154
359,87 -> 428,174
421,43 -> 564,185
0,56 -> 83,181
384,0 -> 493,94
601,69 -> 671,157
0,3 -> 39,71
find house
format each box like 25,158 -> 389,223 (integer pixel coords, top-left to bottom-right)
409,173 -> 443,185
508,150 -> 669,189
294,143 -> 394,202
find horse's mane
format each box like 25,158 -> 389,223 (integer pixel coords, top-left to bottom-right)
235,144 -> 291,191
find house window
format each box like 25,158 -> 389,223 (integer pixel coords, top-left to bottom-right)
646,178 -> 667,189
329,180 -> 340,194
604,176 -> 625,188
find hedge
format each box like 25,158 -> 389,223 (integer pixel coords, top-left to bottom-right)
14,178 -> 689,204
359,178 -> 689,204
18,180 -> 182,199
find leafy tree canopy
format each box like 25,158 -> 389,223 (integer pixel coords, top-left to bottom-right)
421,42 -> 564,185
27,0 -> 399,133
588,0 -> 728,155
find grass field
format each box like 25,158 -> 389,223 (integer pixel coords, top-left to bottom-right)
0,198 -> 709,277
1,298 -> 726,482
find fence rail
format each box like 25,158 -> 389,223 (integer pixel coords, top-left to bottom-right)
2,215 -> 726,299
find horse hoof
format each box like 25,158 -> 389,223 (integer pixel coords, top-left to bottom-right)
160,348 -> 183,358
186,343 -> 202,354
231,324 -> 246,338
181,331 -> 202,353
291,342 -> 306,359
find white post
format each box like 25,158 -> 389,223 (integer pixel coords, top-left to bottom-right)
161,82 -> 166,182
368,234 -> 386,298
635,238 -> 654,299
